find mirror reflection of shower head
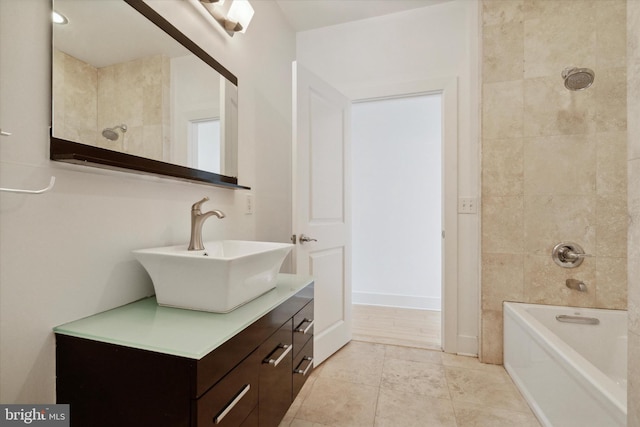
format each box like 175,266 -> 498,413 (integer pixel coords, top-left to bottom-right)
561,67 -> 595,91
101,124 -> 127,141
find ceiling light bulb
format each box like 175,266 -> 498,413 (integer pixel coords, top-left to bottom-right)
226,0 -> 254,33
52,11 -> 68,25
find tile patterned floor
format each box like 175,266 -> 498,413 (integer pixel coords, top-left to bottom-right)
351,304 -> 441,349
280,341 -> 541,427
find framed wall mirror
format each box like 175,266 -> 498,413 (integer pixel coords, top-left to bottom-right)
50,0 -> 248,189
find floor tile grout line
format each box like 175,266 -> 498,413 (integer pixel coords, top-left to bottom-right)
287,368 -> 324,425
372,377 -> 382,427
284,341 -> 541,427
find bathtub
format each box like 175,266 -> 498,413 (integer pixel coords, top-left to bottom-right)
503,302 -> 627,427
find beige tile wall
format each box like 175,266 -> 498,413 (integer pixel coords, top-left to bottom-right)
53,51 -> 169,161
480,0 -> 628,364
53,50 -> 98,145
627,1 -> 639,425
97,55 -> 170,161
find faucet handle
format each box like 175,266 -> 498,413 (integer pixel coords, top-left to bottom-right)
192,197 -> 210,211
552,242 -> 590,268
560,247 -> 593,260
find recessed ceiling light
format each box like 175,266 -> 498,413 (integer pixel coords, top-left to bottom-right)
52,11 -> 68,25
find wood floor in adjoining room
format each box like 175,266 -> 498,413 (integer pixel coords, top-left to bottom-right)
352,304 -> 441,350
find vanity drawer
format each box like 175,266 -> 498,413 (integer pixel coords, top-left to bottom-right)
293,338 -> 314,400
195,284 -> 314,397
259,319 -> 293,427
194,351 -> 259,427
293,301 -> 314,357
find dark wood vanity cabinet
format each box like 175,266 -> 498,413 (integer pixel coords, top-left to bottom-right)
258,299 -> 315,427
194,348 -> 261,427
292,301 -> 314,400
258,320 -> 293,427
55,280 -> 314,427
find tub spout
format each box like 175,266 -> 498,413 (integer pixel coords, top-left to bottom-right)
566,278 -> 587,292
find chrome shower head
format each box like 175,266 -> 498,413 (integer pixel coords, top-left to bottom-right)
561,67 -> 595,91
101,124 -> 127,141
101,129 -> 119,141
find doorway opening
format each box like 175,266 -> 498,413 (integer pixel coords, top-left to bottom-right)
351,93 -> 442,350
188,117 -> 221,173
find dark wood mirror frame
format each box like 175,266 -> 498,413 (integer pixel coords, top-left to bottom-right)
50,0 -> 250,190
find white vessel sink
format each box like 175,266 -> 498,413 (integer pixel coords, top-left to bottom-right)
133,240 -> 293,313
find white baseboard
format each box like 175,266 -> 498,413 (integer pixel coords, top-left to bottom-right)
352,291 -> 441,311
456,334 -> 478,356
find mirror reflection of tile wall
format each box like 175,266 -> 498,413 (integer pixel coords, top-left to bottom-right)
53,49 -> 169,162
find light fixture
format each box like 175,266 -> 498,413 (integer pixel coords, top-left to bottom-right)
198,0 -> 254,36
52,10 -> 68,25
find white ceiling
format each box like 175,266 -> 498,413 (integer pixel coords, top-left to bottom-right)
54,0 -> 189,68
53,0 -> 454,68
275,0 -> 454,32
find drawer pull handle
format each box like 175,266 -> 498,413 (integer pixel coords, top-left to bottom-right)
294,356 -> 314,376
264,344 -> 292,367
295,319 -> 314,334
214,383 -> 251,424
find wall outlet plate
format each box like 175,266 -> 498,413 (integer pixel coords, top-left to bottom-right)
245,193 -> 254,214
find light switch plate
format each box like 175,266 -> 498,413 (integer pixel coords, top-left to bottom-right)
458,197 -> 477,214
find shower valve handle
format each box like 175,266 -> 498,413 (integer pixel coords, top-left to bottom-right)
552,242 -> 590,268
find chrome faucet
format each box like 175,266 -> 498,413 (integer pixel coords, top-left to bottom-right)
188,197 -> 225,251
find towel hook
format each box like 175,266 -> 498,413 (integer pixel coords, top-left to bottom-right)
0,176 -> 56,194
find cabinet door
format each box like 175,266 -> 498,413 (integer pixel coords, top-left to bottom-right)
239,407 -> 258,426
258,320 -> 293,427
56,335 -> 192,427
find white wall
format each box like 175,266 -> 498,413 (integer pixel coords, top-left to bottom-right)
170,55 -> 221,168
0,0 -> 295,403
296,0 -> 480,355
352,94 -> 442,310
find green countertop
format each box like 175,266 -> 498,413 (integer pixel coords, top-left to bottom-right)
54,274 -> 314,360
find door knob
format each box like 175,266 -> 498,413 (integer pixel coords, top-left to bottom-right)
299,234 -> 317,244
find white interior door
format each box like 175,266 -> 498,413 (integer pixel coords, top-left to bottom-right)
292,62 -> 351,366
